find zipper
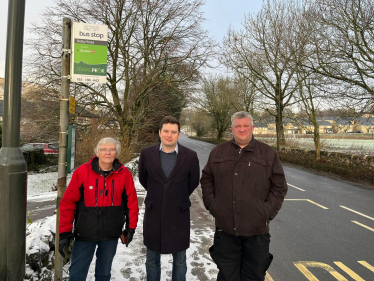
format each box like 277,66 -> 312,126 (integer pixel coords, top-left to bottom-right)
111,180 -> 115,206
95,179 -> 98,207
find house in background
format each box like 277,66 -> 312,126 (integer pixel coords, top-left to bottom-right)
253,121 -> 270,135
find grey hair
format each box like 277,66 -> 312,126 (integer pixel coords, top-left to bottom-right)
95,137 -> 121,158
231,111 -> 254,127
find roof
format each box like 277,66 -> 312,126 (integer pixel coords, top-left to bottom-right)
254,121 -> 268,128
356,117 -> 374,126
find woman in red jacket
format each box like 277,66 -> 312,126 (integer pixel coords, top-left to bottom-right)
58,137 -> 139,281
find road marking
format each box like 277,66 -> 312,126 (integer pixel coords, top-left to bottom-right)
287,183 -> 305,191
285,199 -> 328,209
294,262 -> 348,281
352,221 -> 374,232
334,262 -> 365,281
265,272 -> 274,281
340,206 -> 374,221
358,261 -> 374,273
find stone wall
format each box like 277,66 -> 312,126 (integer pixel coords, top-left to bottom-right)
280,147 -> 374,168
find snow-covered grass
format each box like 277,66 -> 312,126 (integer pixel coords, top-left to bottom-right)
27,172 -> 72,197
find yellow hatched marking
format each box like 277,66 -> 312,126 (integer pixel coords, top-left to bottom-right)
352,221 -> 374,232
287,183 -> 305,191
334,262 -> 364,281
285,199 -> 328,209
294,261 -> 348,281
265,272 -> 274,281
340,206 -> 374,221
358,261 -> 374,273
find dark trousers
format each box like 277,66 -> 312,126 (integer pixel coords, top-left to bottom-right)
69,239 -> 118,281
146,248 -> 187,281
209,229 -> 273,281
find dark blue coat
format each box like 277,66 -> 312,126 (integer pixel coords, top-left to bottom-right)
138,143 -> 200,254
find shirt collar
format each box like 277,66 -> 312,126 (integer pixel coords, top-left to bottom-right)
159,142 -> 178,154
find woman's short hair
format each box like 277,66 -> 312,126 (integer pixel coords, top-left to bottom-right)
94,137 -> 121,158
231,111 -> 254,127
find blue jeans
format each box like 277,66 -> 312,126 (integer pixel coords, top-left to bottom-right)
146,248 -> 187,281
69,239 -> 118,281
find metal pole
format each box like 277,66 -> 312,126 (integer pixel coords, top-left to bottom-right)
0,0 -> 27,279
54,17 -> 71,281
276,77 -> 280,153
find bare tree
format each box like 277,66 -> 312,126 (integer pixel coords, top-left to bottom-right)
190,110 -> 211,137
232,74 -> 259,116
307,0 -> 374,109
221,0 -> 303,146
25,0 -> 214,140
195,75 -> 238,140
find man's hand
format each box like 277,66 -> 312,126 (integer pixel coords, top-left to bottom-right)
123,228 -> 135,247
59,232 -> 73,258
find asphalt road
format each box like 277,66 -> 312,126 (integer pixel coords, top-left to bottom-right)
178,133 -> 374,281
27,195 -> 56,221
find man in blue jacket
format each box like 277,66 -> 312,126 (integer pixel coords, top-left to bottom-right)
138,116 -> 200,281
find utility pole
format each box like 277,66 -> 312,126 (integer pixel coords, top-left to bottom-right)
0,0 -> 27,279
54,17 -> 71,281
276,76 -> 281,153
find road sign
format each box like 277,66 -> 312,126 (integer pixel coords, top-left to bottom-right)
69,96 -> 76,114
70,22 -> 108,84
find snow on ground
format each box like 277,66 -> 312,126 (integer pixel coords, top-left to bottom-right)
26,215 -> 56,254
28,172 -> 72,196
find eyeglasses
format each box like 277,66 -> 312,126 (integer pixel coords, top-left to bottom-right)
99,148 -> 117,154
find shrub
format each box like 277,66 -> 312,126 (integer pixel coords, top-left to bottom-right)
22,147 -> 46,171
75,123 -> 135,167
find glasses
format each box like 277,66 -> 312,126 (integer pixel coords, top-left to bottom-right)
99,148 -> 117,154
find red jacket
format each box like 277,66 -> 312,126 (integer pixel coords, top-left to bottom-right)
59,157 -> 139,241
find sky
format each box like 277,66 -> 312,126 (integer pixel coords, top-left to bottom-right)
0,0 -> 263,79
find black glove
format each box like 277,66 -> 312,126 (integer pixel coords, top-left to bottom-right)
123,228 -> 135,247
59,232 -> 73,258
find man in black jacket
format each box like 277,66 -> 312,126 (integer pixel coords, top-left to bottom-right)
201,111 -> 288,281
138,116 -> 200,281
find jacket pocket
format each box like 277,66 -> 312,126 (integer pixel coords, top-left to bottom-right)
262,201 -> 270,224
209,199 -> 216,216
144,197 -> 152,209
74,208 -> 98,239
181,200 -> 191,211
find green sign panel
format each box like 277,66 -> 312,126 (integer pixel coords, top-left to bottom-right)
71,22 -> 108,84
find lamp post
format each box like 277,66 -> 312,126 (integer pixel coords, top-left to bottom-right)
0,0 -> 28,279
